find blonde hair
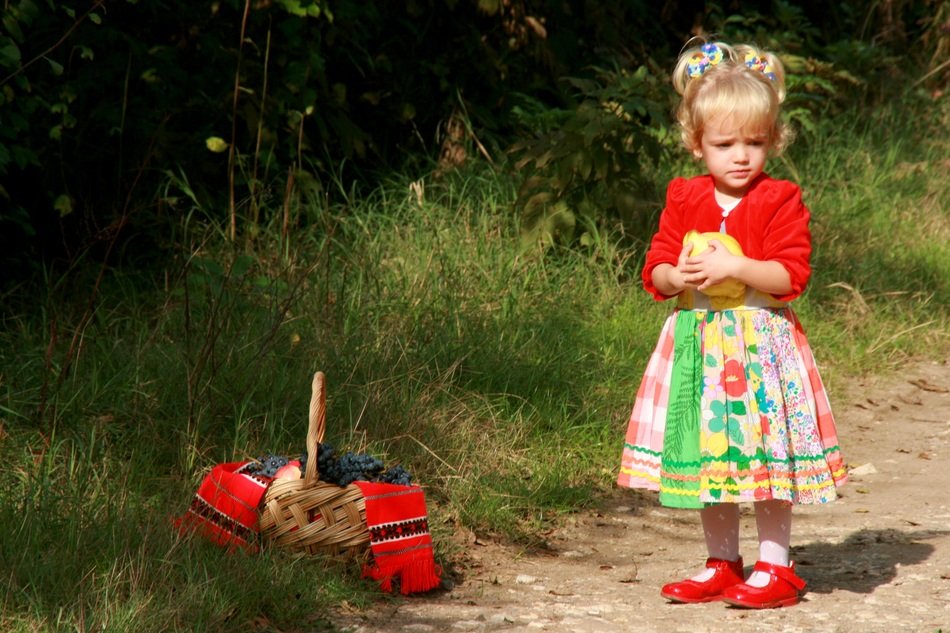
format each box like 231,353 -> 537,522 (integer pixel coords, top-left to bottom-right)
672,39 -> 793,155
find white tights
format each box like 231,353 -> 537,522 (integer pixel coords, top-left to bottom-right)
690,500 -> 791,587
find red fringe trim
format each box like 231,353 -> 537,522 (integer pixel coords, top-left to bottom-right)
363,554 -> 442,595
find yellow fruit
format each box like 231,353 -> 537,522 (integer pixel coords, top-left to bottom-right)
682,230 -> 746,297
683,230 -> 743,256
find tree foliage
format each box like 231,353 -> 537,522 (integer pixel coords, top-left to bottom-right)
0,1 -> 946,276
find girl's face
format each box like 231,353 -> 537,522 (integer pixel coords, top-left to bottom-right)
693,117 -> 770,199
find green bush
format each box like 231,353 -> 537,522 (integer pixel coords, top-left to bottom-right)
11,1 -> 945,277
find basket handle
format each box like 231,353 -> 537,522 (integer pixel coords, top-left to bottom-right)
304,371 -> 326,485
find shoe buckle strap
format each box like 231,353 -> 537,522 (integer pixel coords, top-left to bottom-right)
752,561 -> 807,590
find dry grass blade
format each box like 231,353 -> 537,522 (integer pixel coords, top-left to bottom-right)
825,281 -> 871,315
866,320 -> 935,354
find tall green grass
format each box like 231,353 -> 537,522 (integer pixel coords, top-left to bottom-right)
1,97 -> 947,631
781,98 -> 950,381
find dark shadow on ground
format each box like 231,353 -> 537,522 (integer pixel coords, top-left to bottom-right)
790,527 -> 947,595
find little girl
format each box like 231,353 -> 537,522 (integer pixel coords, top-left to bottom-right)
617,40 -> 848,609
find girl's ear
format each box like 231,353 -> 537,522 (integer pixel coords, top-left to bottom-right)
691,130 -> 705,159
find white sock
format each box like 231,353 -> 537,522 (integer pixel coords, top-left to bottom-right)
691,504 -> 741,582
747,499 -> 792,587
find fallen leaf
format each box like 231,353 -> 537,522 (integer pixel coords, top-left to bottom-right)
849,463 -> 878,476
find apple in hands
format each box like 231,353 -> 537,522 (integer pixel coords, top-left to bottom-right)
681,230 -> 746,298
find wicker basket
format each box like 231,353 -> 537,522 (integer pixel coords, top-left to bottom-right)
258,372 -> 371,555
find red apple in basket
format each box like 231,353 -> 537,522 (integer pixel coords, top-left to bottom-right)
274,460 -> 302,481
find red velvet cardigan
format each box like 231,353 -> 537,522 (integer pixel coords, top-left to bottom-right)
642,173 -> 812,303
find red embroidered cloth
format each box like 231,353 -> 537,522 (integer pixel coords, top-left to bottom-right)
174,461 -> 270,551
356,481 -> 442,594
176,462 -> 441,594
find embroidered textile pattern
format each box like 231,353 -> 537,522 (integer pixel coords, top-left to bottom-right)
369,517 -> 430,543
184,494 -> 257,544
359,481 -> 442,594
175,461 -> 270,551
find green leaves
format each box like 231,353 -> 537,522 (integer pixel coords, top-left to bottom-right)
276,0 -> 333,20
708,400 -> 746,446
45,57 -> 63,75
512,63 -> 670,249
53,193 -> 72,217
0,0 -> 943,277
0,41 -> 21,68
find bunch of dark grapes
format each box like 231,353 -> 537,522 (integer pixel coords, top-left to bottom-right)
298,441 -> 338,478
298,442 -> 413,487
378,464 -> 413,486
245,454 -> 289,478
326,451 -> 384,486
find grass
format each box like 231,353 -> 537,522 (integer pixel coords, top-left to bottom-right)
0,95 -> 947,631
781,98 -> 950,379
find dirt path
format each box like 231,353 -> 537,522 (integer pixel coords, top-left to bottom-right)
339,360 -> 950,633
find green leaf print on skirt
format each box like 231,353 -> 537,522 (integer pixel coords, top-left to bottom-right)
658,313 -> 704,509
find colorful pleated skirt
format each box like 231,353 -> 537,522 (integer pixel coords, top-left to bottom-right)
617,295 -> 847,509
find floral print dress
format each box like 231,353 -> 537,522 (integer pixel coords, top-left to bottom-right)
617,290 -> 847,509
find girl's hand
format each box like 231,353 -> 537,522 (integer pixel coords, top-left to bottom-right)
669,243 -> 702,292
682,239 -> 740,291
682,241 -> 794,296
651,244 -> 700,296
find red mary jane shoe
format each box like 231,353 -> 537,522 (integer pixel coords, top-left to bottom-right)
660,557 -> 744,604
721,561 -> 807,609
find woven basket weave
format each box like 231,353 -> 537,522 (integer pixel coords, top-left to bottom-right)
258,372 -> 371,555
